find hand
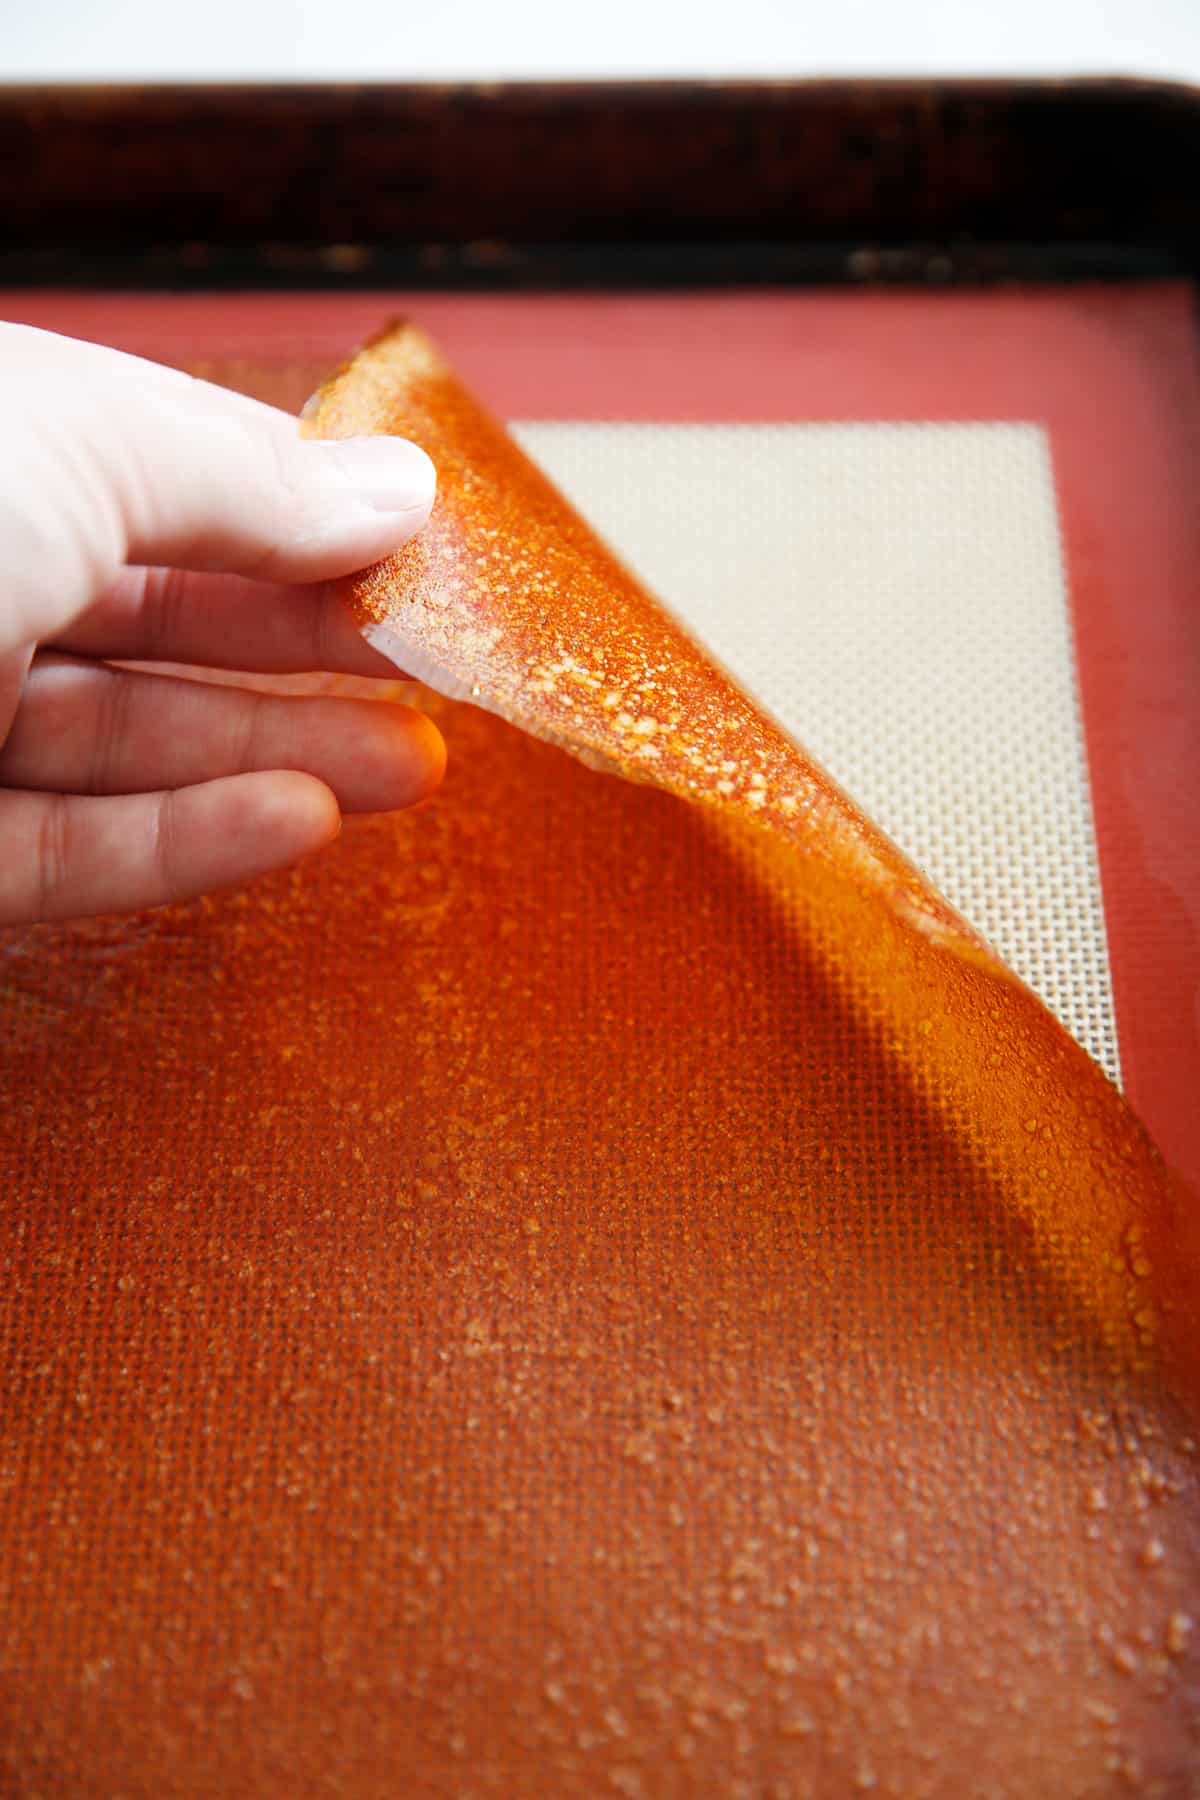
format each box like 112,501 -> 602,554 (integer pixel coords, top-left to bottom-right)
0,323 -> 444,926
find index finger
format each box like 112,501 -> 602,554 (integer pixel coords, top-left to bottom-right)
50,565 -> 406,680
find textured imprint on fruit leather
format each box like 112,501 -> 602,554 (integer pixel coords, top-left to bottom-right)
0,325 -> 1198,1795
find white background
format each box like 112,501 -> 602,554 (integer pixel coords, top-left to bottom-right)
3,0 -> 1200,84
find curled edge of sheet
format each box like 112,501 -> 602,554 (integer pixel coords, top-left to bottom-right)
303,321 -> 1200,1400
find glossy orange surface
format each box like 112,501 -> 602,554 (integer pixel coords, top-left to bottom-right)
0,326 -> 1198,1794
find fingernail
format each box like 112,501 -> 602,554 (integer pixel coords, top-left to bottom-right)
320,435 -> 437,517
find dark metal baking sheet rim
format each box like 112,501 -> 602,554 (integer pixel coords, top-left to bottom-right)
2,78 -> 1199,287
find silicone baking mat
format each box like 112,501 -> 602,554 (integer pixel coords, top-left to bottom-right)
7,284 -> 1198,1170
2,285 -> 1199,1795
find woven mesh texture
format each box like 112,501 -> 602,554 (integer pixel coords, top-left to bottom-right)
515,421 -> 1119,1081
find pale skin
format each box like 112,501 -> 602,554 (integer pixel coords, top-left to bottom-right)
0,323 -> 445,926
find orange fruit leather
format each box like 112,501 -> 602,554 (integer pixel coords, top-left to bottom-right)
1,325 -> 1199,1796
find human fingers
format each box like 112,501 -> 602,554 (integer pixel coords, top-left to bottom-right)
0,656 -> 445,814
0,772 -> 342,925
0,323 -> 435,652
50,566 -> 402,679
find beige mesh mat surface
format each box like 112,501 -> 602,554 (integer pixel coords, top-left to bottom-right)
516,421 -> 1119,1080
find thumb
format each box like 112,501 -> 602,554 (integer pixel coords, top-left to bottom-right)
0,324 -> 436,653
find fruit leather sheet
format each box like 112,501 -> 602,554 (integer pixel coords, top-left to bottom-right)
1,324 -> 1198,1795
